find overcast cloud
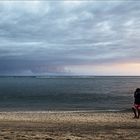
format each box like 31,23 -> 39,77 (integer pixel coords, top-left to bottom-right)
0,0 -> 140,75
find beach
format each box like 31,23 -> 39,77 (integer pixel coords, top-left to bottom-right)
0,111 -> 140,140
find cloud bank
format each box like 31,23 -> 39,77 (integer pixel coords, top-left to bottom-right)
0,0 -> 140,75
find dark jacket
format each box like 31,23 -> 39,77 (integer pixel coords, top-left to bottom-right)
134,90 -> 140,104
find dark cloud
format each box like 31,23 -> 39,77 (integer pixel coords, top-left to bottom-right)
0,1 -> 140,75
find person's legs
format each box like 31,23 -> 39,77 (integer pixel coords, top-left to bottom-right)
132,107 -> 137,118
137,107 -> 140,118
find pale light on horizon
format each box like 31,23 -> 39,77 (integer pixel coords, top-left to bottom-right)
64,63 -> 140,76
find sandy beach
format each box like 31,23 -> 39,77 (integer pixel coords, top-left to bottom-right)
0,111 -> 139,140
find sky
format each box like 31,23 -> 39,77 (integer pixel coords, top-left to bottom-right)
0,0 -> 140,76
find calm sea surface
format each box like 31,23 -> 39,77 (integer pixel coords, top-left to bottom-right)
0,76 -> 139,112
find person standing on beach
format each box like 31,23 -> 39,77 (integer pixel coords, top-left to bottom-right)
132,88 -> 140,118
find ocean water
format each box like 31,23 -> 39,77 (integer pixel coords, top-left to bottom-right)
0,76 -> 139,112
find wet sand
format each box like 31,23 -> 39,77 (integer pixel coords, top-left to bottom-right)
0,111 -> 140,140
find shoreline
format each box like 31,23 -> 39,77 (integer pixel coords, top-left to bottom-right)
0,108 -> 131,113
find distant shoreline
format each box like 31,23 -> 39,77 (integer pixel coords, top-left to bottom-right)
1,75 -> 140,77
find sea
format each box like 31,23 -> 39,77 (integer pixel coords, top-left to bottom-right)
0,76 -> 139,112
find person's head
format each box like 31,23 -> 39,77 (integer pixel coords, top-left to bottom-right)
135,88 -> 140,93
